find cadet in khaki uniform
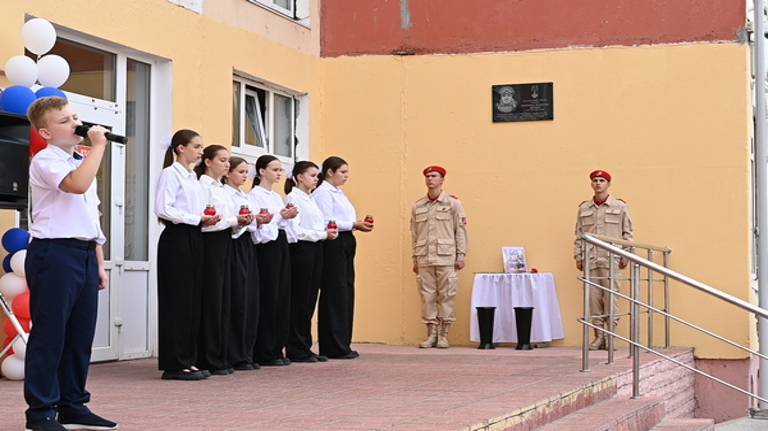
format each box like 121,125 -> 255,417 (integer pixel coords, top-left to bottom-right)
574,170 -> 633,350
411,165 -> 468,348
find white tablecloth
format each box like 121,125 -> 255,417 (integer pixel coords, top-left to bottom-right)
470,273 -> 565,343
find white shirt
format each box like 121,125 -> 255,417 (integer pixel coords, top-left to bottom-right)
314,181 -> 357,232
246,185 -> 299,244
28,145 -> 106,244
225,184 -> 251,239
155,162 -> 205,226
199,175 -> 238,233
287,188 -> 327,243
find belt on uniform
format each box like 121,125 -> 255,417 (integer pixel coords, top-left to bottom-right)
34,238 -> 97,250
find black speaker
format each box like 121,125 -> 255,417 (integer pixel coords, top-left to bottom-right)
0,112 -> 30,210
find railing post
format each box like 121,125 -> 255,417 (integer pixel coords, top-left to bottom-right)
607,251 -> 615,364
582,242 -> 591,372
663,251 -> 670,349
632,262 -> 641,398
647,249 -> 654,349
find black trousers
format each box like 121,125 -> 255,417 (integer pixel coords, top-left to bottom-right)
229,234 -> 258,367
319,231 -> 356,357
198,228 -> 232,371
157,223 -> 203,371
286,240 -> 323,359
24,239 -> 98,423
254,231 -> 291,363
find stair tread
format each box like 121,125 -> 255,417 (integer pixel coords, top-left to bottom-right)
537,397 -> 665,431
651,418 -> 715,431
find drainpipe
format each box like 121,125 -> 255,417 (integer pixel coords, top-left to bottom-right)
754,0 -> 768,411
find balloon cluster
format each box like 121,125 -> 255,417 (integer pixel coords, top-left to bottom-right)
0,228 -> 31,381
0,18 -> 69,116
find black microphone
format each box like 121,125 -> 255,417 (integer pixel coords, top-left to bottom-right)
74,125 -> 127,144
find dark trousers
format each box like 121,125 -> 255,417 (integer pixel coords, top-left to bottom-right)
229,234 -> 258,367
286,240 -> 323,359
24,239 -> 99,423
198,228 -> 232,371
254,231 -> 291,363
157,223 -> 203,371
319,231 -> 356,357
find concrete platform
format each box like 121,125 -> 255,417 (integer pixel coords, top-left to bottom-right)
0,344 -> 690,431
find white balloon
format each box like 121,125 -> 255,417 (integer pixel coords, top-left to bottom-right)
12,336 -> 27,360
9,250 -> 26,278
1,355 -> 25,380
0,273 -> 27,301
4,56 -> 38,87
22,18 -> 57,56
37,55 -> 70,88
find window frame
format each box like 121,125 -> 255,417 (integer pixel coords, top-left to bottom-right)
232,77 -> 298,165
248,0 -> 294,19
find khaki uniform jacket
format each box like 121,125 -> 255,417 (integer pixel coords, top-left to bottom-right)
411,191 -> 468,267
574,195 -> 633,268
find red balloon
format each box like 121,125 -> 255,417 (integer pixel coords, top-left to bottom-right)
1,335 -> 13,355
3,317 -> 30,340
12,291 -> 30,320
29,127 -> 47,157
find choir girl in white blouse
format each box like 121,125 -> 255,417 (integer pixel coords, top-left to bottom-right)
154,129 -> 218,380
314,156 -> 373,359
247,155 -> 298,366
284,161 -> 338,362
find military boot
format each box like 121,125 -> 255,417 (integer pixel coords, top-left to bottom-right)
419,324 -> 438,348
588,328 -> 605,351
436,323 -> 450,348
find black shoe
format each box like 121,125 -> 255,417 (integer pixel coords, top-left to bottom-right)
258,359 -> 287,366
314,354 -> 329,362
189,366 -> 210,378
161,370 -> 205,381
233,363 -> 255,371
210,369 -> 230,376
252,362 -> 261,370
227,368 -> 234,374
25,417 -> 66,431
58,412 -> 118,430
328,351 -> 359,360
281,358 -> 291,365
289,355 -> 318,363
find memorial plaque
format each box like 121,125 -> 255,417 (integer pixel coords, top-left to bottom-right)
492,83 -> 554,123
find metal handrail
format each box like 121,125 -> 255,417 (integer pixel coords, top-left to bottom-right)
584,235 -> 768,319
580,276 -> 768,361
579,233 -> 768,404
587,233 -> 671,253
580,320 -> 768,405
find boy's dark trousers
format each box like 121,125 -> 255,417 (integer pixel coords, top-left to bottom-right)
24,238 -> 99,423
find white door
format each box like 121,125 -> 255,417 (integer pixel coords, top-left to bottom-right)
47,36 -> 157,362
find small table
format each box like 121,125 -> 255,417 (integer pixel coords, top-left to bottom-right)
470,273 -> 565,343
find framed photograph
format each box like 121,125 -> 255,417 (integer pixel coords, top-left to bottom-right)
502,247 -> 528,273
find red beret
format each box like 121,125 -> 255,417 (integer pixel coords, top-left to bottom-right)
423,165 -> 447,177
589,170 -> 611,182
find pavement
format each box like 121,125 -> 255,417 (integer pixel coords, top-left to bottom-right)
0,344 -> 657,431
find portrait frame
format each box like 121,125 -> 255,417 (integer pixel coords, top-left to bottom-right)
502,246 -> 528,273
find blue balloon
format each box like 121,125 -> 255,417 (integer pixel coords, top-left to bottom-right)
35,87 -> 67,100
2,254 -> 11,273
1,228 -> 30,254
0,85 -> 36,115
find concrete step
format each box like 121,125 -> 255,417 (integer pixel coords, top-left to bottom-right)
535,397 -> 665,431
652,418 -> 715,431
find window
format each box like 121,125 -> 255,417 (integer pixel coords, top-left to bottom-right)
232,78 -> 298,163
248,0 -> 310,24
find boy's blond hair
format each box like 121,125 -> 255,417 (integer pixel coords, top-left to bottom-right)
27,96 -> 69,129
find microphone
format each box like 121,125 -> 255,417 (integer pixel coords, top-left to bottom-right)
74,125 -> 127,144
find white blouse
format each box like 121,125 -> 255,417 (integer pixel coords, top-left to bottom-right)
246,185 -> 298,244
199,175 -> 238,233
155,162 -> 205,226
224,184 -> 251,239
313,181 -> 357,232
287,188 -> 327,243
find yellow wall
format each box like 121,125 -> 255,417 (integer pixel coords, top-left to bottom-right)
0,1 -> 753,358
321,44 -> 753,359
